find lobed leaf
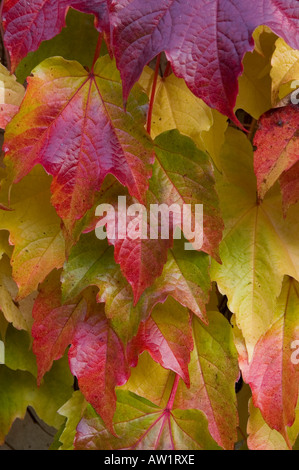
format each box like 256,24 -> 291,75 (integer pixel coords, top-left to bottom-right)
128,297 -> 193,387
3,56 -> 153,234
75,389 -> 220,450
2,0 -> 111,71
211,128 -> 299,358
174,312 -> 239,450
32,269 -> 88,384
112,0 -> 299,124
244,278 -> 299,445
0,165 -> 65,299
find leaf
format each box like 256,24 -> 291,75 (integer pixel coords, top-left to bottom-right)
0,255 -> 33,331
32,264 -> 131,434
174,312 -> 239,450
247,399 -> 291,450
151,130 -> 223,260
0,230 -> 13,261
252,26 -> 273,56
128,297 -> 193,387
15,8 -> 102,85
2,0 -> 111,72
24,354 -> 74,431
235,29 -> 275,119
211,128 -> 299,359
138,66 -> 213,147
243,277 -> 299,445
123,311 -> 239,450
32,264 -> 130,433
61,230 -> 147,344
97,182 -> 172,304
279,160 -> 299,216
3,55 -> 153,233
199,109 -> 228,171
271,38 -> 299,105
91,129 -> 221,301
32,269 -> 88,384
112,0 -> 299,124
57,391 -> 87,450
75,389 -> 220,450
0,165 -> 65,298
155,238 -> 211,323
4,324 -> 37,377
68,308 -> 130,434
254,104 -> 299,203
62,230 -> 211,343
0,354 -> 73,444
289,397 -> 299,448
0,64 -> 25,129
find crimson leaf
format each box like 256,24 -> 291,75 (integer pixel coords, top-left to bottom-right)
112,0 -> 299,123
2,0 -> 111,71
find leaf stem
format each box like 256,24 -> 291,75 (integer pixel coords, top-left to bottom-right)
166,374 -> 180,411
146,53 -> 161,135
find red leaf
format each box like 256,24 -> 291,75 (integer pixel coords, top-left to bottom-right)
3,56 -> 153,232
95,184 -> 171,303
237,278 -> 299,446
254,104 -> 299,207
279,160 -> 299,215
32,269 -> 87,384
32,268 -> 130,432
68,310 -> 130,433
3,0 -> 111,71
112,0 -> 299,124
128,298 -> 193,386
246,318 -> 298,446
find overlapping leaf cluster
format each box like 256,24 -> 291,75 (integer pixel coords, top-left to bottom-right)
0,0 -> 298,450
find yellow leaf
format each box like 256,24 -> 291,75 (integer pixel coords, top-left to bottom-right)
235,30 -> 276,119
0,165 -> 65,299
271,38 -> 299,105
139,67 -> 213,144
211,128 -> 299,359
247,399 -> 290,450
252,26 -> 274,56
199,109 -> 228,171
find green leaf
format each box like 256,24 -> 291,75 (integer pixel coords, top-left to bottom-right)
0,166 -> 65,299
174,312 -> 239,450
4,324 -> 37,377
0,354 -> 73,444
75,390 -> 220,450
57,391 -> 87,450
152,130 -> 223,260
211,128 -> 299,358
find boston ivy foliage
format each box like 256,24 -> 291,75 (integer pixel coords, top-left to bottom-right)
0,0 -> 298,450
